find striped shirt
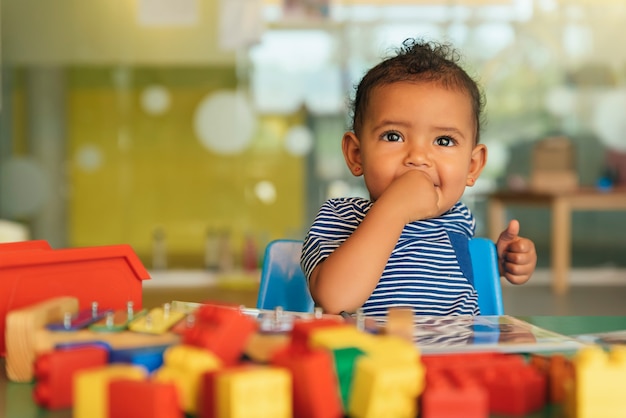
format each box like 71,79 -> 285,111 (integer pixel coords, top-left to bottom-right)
301,197 -> 480,317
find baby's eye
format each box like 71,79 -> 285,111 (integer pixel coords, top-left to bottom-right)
435,136 -> 456,147
382,132 -> 403,142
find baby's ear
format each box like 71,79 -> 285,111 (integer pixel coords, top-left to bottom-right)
342,132 -> 363,176
467,143 -> 487,186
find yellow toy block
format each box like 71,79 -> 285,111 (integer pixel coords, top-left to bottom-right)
365,334 -> 421,365
73,364 -> 147,418
309,326 -> 379,353
348,355 -> 424,418
566,345 -> 626,418
217,366 -> 292,418
153,344 -> 221,414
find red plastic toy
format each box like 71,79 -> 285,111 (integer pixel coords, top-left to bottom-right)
109,379 -> 183,418
271,345 -> 344,418
0,240 -> 150,355
182,304 -> 258,366
33,345 -> 109,409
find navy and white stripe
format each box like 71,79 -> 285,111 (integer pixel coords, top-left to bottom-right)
301,197 -> 480,317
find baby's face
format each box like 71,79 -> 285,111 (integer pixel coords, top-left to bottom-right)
355,81 -> 485,215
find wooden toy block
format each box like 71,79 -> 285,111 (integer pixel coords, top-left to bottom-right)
5,297 -> 180,382
33,345 -> 109,409
421,369 -> 488,418
348,355 -> 423,418
153,344 -> 222,415
109,379 -> 183,418
213,365 -> 292,418
566,345 -> 626,418
271,345 -> 344,418
182,304 -> 258,366
0,240 -> 148,355
385,307 -> 414,342
128,303 -> 186,335
73,364 -> 147,418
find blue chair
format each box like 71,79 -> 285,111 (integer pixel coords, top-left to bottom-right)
256,237 -> 504,315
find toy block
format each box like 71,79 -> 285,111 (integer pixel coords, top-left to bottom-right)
244,332 -> 291,363
332,346 -> 365,411
73,364 -> 147,418
421,369 -> 488,418
153,344 -> 222,415
482,358 -> 547,416
109,344 -> 170,373
109,378 -> 183,418
566,345 -> 626,418
202,365 -> 292,418
271,345 -> 344,418
308,325 -> 379,354
32,345 -> 109,409
182,304 -> 258,365
128,303 -> 186,335
289,318 -> 345,351
385,307 -> 414,342
46,302 -> 113,331
530,353 -> 574,404
365,334 -> 421,365
348,355 -> 423,418
89,302 -> 147,332
0,240 -> 149,355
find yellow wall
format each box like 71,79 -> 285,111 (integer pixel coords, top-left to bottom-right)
65,67 -> 305,267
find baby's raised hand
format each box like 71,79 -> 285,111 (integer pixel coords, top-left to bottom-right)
496,219 -> 537,284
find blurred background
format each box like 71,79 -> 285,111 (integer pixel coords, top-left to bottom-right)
1,0 -> 625,288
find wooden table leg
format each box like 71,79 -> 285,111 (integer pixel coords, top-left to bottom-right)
552,196 -> 572,294
488,197 -> 506,242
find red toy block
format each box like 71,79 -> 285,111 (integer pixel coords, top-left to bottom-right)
33,345 -> 109,409
109,379 -> 183,418
182,304 -> 258,365
530,353 -> 574,404
289,318 -> 346,352
422,369 -> 488,418
422,352 -> 548,417
0,240 -> 150,355
271,345 -> 344,418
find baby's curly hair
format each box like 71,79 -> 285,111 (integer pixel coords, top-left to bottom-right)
349,38 -> 485,144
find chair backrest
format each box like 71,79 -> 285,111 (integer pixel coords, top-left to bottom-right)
468,237 -> 504,315
257,237 -> 504,315
256,239 -> 314,313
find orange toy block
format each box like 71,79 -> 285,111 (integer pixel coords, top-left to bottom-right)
109,379 -> 183,418
33,345 -> 109,409
182,304 -> 257,365
421,369 -> 488,418
530,353 -> 574,404
73,364 -> 147,418
271,345 -> 344,418
0,240 -> 149,355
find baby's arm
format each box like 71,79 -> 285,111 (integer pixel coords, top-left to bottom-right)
495,219 -> 537,284
309,170 -> 440,314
